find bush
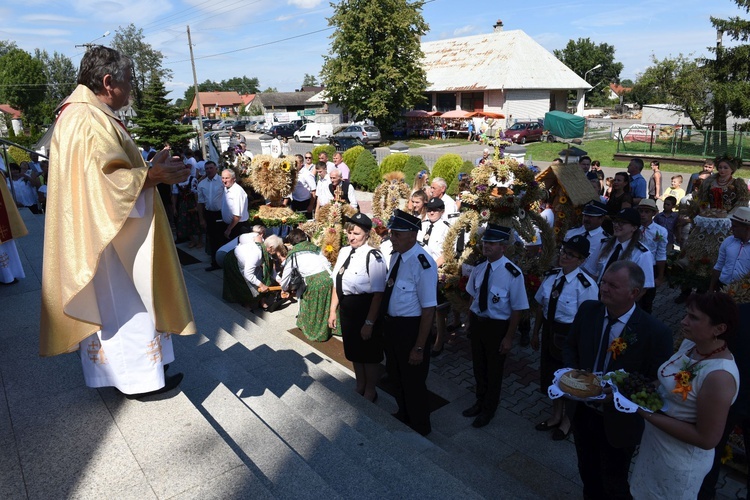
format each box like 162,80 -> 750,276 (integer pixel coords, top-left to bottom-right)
342,145 -> 365,175
448,161 -> 476,197
351,151 -> 381,192
312,144 -> 336,162
379,153 -> 409,177
403,155 -> 428,187
8,146 -> 30,165
431,153 -> 463,187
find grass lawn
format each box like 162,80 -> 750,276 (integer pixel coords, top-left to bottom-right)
385,138 -> 469,149
524,140 -> 701,174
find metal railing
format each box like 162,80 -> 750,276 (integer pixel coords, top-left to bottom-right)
615,126 -> 747,159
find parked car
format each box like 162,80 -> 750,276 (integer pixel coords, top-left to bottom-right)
232,120 -> 251,132
294,123 -> 334,142
213,119 -> 236,130
505,121 -> 544,144
268,123 -> 297,140
336,124 -> 382,145
202,118 -> 221,130
329,135 -> 375,154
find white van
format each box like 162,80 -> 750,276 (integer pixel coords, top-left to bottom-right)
294,123 -> 333,142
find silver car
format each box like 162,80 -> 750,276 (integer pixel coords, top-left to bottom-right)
336,124 -> 381,145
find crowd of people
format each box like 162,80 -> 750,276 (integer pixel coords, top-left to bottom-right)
18,45 -> 750,499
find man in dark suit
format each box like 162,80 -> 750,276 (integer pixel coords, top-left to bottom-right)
563,260 -> 672,499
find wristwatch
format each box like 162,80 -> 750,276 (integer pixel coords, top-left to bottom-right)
364,319 -> 374,326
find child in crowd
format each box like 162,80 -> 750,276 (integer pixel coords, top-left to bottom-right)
604,177 -> 614,200
662,175 -> 686,204
654,195 -> 679,253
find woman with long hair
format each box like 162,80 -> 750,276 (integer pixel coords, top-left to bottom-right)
595,208 -> 655,289
409,189 -> 429,222
605,171 -> 633,216
631,292 -> 740,499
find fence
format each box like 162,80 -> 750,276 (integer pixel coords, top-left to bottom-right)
616,126 -> 749,160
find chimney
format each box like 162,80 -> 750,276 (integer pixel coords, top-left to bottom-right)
493,19 -> 503,32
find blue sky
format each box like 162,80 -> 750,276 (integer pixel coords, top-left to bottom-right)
0,0 -> 744,102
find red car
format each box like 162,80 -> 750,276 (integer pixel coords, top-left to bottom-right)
505,121 -> 544,144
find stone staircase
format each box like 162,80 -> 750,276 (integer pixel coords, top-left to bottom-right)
1,210 -> 583,499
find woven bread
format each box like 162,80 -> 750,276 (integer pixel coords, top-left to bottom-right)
559,370 -> 602,398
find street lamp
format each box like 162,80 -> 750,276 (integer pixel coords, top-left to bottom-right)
75,31 -> 110,50
584,64 -> 602,82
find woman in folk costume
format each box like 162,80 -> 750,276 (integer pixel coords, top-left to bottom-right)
40,46 -> 195,398
0,169 -> 28,284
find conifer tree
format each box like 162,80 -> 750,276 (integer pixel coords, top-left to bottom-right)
131,71 -> 194,150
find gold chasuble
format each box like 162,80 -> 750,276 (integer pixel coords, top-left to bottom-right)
0,171 -> 28,243
40,85 -> 196,357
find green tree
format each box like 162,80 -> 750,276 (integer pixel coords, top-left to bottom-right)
0,40 -> 19,59
221,76 -> 260,94
350,148 -> 381,191
130,71 -> 194,150
262,87 -> 278,93
342,145 -> 365,174
431,154 -> 462,188
630,55 -> 713,129
620,78 -> 634,87
320,0 -> 428,133
302,73 -> 318,87
379,153 -> 409,177
553,38 -> 624,107
0,48 -> 47,124
111,24 -> 172,109
403,155 -> 428,187
34,49 -> 77,124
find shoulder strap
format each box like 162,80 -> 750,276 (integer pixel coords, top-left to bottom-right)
577,272 -> 592,288
505,262 -> 521,277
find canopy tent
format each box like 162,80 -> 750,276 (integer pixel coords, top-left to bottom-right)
474,111 -> 505,119
440,109 -> 476,119
543,111 -> 584,139
404,110 -> 442,118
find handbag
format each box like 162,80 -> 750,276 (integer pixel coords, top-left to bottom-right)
287,254 -> 306,297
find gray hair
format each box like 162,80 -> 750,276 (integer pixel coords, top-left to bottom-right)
329,167 -> 341,177
251,225 -> 265,236
222,169 -> 236,179
606,260 -> 645,291
432,177 -> 447,190
77,46 -> 132,94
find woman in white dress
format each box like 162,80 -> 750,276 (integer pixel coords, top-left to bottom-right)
630,292 -> 740,499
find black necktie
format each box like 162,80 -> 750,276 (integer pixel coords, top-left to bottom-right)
335,248 -> 355,298
423,222 -> 434,244
595,316 -> 618,372
604,243 -> 622,274
381,255 -> 402,316
478,262 -> 492,312
547,276 -> 565,322
584,231 -> 590,238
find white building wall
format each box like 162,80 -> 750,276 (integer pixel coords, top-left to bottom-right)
504,90 -> 550,122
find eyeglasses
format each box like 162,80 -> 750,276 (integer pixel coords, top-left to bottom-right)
305,156 -> 312,159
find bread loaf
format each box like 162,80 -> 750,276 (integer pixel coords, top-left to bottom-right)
559,370 -> 602,398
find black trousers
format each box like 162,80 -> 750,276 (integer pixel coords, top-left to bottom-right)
469,314 -> 509,414
205,210 -> 226,267
698,411 -> 750,499
383,315 -> 433,435
227,220 -> 249,240
572,404 -> 635,500
291,198 -> 312,217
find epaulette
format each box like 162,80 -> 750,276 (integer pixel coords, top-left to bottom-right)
417,254 -> 431,269
577,272 -> 592,288
505,262 -> 521,277
636,241 -> 649,252
370,249 -> 383,262
602,231 -> 611,238
447,212 -> 461,219
443,220 -> 451,227
544,267 -> 561,276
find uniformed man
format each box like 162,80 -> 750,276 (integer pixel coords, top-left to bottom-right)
463,224 -> 529,428
381,209 -> 438,435
596,208 -> 655,290
709,206 -> 750,292
419,197 -> 451,266
636,199 -> 668,313
531,235 -> 599,440
563,200 -> 609,278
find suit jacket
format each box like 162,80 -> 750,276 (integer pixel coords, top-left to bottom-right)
563,300 -> 673,448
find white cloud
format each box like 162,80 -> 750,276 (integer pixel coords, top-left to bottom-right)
287,0 -> 323,8
453,25 -> 476,37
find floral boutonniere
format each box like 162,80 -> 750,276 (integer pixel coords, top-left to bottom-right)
607,328 -> 638,360
670,361 -> 703,401
654,232 -> 665,242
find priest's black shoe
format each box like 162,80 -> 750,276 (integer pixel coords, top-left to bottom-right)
471,412 -> 495,428
126,373 -> 184,400
462,401 -> 483,417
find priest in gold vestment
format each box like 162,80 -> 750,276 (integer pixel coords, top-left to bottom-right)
40,46 -> 196,397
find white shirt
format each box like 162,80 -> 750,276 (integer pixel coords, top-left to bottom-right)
279,249 -> 331,290
440,194 -> 457,220
221,182 -> 249,224
640,222 -> 668,262
385,243 -> 438,317
316,180 -> 358,209
332,244 -> 387,295
292,167 -> 317,202
467,255 -> 529,319
184,157 -> 198,178
197,175 -> 224,211
596,239 -> 655,288
714,236 -> 750,285
565,225 -> 608,277
594,304 -> 636,373
534,267 -> 599,323
195,160 -> 206,178
418,219 -> 451,260
171,174 -> 198,195
233,235 -> 264,287
540,208 -> 555,228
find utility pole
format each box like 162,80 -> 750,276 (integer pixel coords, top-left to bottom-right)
187,25 -> 207,160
